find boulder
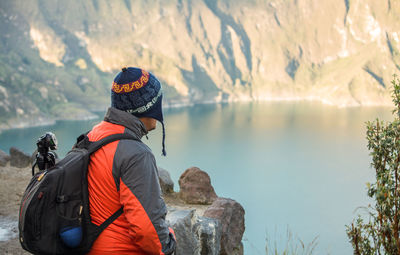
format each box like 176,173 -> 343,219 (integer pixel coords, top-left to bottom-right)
0,149 -> 10,167
203,198 -> 245,255
158,167 -> 174,194
166,208 -> 221,255
178,167 -> 217,205
9,147 -> 31,168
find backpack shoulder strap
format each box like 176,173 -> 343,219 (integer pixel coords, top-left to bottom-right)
77,133 -> 138,235
87,134 -> 138,234
75,133 -> 139,154
99,207 -> 124,231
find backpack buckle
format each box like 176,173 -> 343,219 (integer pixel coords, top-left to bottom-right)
74,133 -> 90,149
56,195 -> 69,203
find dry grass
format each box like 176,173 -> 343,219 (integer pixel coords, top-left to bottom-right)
265,227 -> 319,255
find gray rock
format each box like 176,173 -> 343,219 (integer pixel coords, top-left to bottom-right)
167,209 -> 199,254
0,149 -> 10,167
9,147 -> 31,168
178,167 -> 217,205
193,216 -> 222,255
166,208 -> 221,255
158,167 -> 174,194
203,198 -> 245,255
231,242 -> 244,255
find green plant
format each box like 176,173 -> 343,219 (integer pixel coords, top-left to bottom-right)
346,75 -> 400,254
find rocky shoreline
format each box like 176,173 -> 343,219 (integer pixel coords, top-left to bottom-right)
1,97 -> 391,135
0,100 -> 193,134
0,149 -> 245,255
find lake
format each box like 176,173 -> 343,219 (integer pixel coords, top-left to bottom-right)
0,102 -> 394,254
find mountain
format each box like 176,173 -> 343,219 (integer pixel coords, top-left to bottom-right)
0,0 -> 399,130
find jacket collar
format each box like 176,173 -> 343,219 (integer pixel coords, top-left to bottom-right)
104,107 -> 148,139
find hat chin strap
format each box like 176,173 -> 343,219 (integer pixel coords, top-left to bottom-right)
161,121 -> 166,156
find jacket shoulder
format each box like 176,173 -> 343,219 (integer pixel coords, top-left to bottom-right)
111,138 -> 155,190
118,138 -> 152,157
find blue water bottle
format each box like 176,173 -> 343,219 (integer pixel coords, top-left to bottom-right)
60,226 -> 82,248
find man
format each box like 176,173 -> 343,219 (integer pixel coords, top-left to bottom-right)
87,67 -> 176,254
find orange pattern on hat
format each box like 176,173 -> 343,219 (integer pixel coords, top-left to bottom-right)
112,70 -> 150,93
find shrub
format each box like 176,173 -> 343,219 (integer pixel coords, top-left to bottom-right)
346,76 -> 400,254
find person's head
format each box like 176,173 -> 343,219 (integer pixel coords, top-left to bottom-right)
111,67 -> 166,156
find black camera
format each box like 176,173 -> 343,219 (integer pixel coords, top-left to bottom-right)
32,132 -> 58,175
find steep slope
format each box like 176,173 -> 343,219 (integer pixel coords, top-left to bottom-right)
0,0 -> 399,130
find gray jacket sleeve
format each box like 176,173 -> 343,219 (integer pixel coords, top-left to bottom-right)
114,142 -> 176,254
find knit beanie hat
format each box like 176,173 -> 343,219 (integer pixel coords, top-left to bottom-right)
111,67 -> 166,156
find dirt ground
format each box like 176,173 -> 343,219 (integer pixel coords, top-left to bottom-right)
0,163 -> 31,254
0,163 -> 207,254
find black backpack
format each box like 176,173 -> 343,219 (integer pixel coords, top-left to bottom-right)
19,133 -> 138,255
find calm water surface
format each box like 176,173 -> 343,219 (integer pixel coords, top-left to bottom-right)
0,102 -> 394,254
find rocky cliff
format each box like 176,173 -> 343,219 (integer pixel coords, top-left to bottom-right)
0,0 -> 399,130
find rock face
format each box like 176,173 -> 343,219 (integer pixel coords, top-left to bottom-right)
9,147 -> 31,168
1,0 -> 400,130
179,167 -> 217,205
0,150 -> 10,167
193,216 -> 222,255
204,198 -> 245,255
167,210 -> 198,253
166,208 -> 221,255
158,167 -> 174,194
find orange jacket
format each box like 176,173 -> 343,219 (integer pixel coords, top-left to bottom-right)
87,108 -> 176,254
